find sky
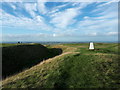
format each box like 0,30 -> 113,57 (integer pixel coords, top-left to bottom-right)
0,1 -> 118,42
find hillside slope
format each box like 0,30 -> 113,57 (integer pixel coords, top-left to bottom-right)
2,43 -> 119,88
2,44 -> 62,78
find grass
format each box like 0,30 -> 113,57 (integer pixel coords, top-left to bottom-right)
2,43 -> 62,78
43,54 -> 119,88
1,43 -> 119,88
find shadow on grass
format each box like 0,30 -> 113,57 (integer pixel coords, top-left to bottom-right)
2,44 -> 62,79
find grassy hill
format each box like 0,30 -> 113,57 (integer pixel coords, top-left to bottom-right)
1,43 -> 119,88
2,43 -> 62,78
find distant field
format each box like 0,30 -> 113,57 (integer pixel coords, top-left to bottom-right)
0,43 -> 40,47
1,43 -> 119,88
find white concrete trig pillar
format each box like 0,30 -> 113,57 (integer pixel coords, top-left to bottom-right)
89,42 -> 94,50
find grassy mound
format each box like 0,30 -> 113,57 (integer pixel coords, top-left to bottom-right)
2,44 -> 62,78
2,43 -> 119,88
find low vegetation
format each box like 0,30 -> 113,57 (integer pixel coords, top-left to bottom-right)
1,43 -> 119,88
2,43 -> 62,78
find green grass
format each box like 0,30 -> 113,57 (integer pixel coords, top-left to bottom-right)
42,54 -> 119,88
2,43 -> 62,78
0,43 -> 43,47
2,43 -> 119,88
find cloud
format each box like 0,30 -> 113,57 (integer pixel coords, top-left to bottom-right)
0,2 -> 118,42
1,7 -> 52,31
86,32 -> 97,36
77,18 -> 118,36
24,3 -> 37,17
49,2 -> 93,29
47,3 -> 70,15
50,7 -> 80,28
76,2 -> 118,36
83,16 -> 90,19
1,2 -> 93,31
107,32 -> 118,36
37,0 -> 48,14
97,0 -> 117,7
2,33 -> 52,41
8,3 -> 17,10
48,2 -> 94,29
52,33 -> 73,37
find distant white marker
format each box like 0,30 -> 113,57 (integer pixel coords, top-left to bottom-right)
89,42 -> 94,50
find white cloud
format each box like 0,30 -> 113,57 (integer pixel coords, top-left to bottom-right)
77,18 -> 117,34
83,16 -> 90,19
1,2 -> 118,42
71,2 -> 93,10
86,32 -> 97,36
93,2 -> 117,15
79,2 -> 93,9
2,33 -> 52,41
37,0 -> 48,14
24,3 -> 37,17
9,3 -> 17,10
76,2 -> 118,36
1,8 -> 52,31
107,32 -> 118,36
50,7 -> 80,28
1,0 -> 119,2
97,0 -> 117,7
49,2 -> 93,29
47,3 -> 70,15
52,33 -> 73,37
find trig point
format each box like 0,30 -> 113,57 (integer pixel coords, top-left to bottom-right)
89,42 -> 94,50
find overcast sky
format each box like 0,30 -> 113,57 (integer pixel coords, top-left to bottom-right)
0,1 -> 118,42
